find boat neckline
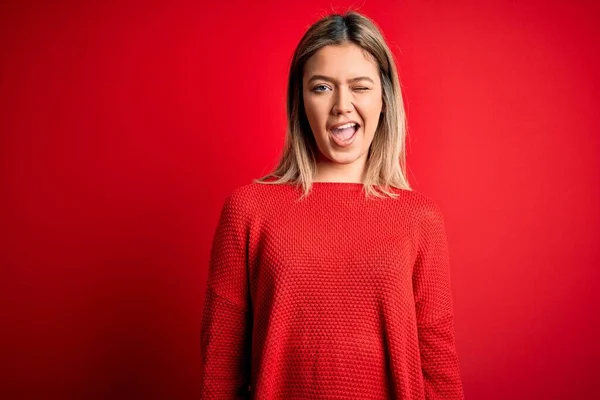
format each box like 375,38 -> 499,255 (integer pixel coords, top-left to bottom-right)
301,181 -> 366,191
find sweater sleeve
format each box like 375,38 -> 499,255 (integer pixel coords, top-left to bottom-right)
200,192 -> 253,399
413,200 -> 464,399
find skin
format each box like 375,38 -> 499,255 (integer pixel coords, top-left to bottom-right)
302,42 -> 384,183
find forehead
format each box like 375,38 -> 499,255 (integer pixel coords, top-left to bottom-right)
303,43 -> 379,81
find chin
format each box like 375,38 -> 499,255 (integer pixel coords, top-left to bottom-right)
325,150 -> 361,164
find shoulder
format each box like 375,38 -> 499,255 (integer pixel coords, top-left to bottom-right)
220,182 -> 258,217
399,189 -> 446,227
219,180 -> 279,220
224,180 -> 277,205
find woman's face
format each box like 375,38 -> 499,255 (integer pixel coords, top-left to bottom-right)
302,42 -> 383,176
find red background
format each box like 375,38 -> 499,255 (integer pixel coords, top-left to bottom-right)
1,1 -> 599,398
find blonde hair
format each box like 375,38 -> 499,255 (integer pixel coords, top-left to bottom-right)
254,10 -> 412,200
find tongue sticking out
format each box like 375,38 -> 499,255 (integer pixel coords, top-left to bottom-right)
332,126 -> 357,140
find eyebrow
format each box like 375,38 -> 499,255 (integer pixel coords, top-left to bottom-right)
307,75 -> 375,84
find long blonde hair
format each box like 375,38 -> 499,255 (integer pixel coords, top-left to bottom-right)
254,10 -> 412,200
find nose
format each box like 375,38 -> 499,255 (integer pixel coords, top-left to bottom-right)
332,86 -> 354,115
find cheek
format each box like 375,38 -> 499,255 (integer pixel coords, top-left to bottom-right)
358,95 -> 382,113
303,98 -> 327,124
361,102 -> 383,125
361,93 -> 383,110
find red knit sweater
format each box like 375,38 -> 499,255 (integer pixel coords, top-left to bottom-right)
200,181 -> 464,399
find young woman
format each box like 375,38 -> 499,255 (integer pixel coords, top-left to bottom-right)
200,10 -> 464,399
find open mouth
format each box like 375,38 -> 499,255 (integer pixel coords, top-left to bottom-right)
329,123 -> 360,146
331,123 -> 360,141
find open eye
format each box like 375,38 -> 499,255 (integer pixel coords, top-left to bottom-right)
313,84 -> 329,93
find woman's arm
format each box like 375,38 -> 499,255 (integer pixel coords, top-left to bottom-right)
200,192 -> 252,399
413,199 -> 465,399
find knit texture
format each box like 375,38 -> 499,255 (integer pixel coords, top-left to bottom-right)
200,181 -> 464,399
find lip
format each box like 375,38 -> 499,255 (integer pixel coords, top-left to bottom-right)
329,120 -> 360,130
